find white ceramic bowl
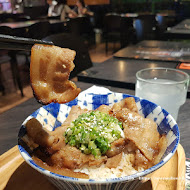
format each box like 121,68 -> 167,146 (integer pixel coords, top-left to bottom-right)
18,92 -> 179,190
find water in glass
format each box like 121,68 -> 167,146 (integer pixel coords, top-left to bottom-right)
135,78 -> 187,120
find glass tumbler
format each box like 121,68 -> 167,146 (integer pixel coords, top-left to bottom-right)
135,67 -> 189,120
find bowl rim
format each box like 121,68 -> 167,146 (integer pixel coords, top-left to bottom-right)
18,92 -> 180,184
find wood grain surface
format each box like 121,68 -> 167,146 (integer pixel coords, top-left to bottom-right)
138,144 -> 186,190
0,146 -> 57,190
0,144 -> 186,190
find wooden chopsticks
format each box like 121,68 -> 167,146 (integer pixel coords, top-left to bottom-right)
0,34 -> 53,51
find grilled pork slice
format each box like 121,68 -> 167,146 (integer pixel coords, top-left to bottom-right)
23,106 -> 88,153
30,44 -> 81,104
49,145 -> 107,169
113,108 -> 165,166
24,118 -> 65,154
106,152 -> 123,168
112,97 -> 138,113
96,105 -> 112,114
106,138 -> 126,157
61,105 -> 88,130
25,118 -> 56,148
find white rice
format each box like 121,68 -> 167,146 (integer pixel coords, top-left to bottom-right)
74,152 -> 144,180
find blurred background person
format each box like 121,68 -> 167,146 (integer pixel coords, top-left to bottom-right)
47,0 -> 57,17
47,0 -> 63,17
47,0 -> 76,20
60,0 -> 77,21
71,0 -> 94,17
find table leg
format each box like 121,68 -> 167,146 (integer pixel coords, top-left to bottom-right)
0,65 -> 5,95
9,52 -> 24,97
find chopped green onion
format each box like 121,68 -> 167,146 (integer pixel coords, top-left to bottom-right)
64,110 -> 123,158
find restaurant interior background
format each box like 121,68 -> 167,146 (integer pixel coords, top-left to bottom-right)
1,1 -> 190,189
0,0 -> 190,112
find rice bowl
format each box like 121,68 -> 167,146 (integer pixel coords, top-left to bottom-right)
18,91 -> 179,190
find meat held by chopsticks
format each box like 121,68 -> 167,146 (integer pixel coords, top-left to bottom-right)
30,44 -> 81,104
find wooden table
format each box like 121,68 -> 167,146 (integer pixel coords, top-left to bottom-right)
0,81 -> 188,190
0,19 -> 64,29
169,19 -> 190,30
0,20 -> 37,29
165,19 -> 190,39
0,19 -> 67,38
137,40 -> 190,49
114,40 -> 190,63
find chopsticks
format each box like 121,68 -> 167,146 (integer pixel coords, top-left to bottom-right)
0,34 -> 53,51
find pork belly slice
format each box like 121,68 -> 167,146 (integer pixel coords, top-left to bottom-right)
112,97 -> 138,113
30,44 -> 81,104
61,105 -> 88,131
49,145 -> 107,169
153,135 -> 167,165
106,152 -> 123,168
114,108 -> 160,162
33,156 -> 89,179
135,149 -> 149,169
25,118 -> 56,148
96,105 -> 112,114
23,106 -> 88,153
106,138 -> 126,157
24,118 -> 65,154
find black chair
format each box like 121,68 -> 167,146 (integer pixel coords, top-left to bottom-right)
103,13 -> 122,54
43,33 -> 93,78
0,26 -> 13,95
156,14 -> 168,40
136,14 -> 158,40
26,21 -> 51,39
120,16 -> 136,47
0,26 -> 24,96
0,55 -> 8,95
23,6 -> 49,20
67,17 -> 94,46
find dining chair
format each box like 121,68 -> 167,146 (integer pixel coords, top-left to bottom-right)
0,26 -> 24,96
156,14 -> 168,40
136,14 -> 158,41
23,6 -> 49,20
26,21 -> 51,40
43,33 -> 93,78
0,26 -> 12,95
68,17 -> 93,35
67,17 -> 94,46
133,19 -> 144,42
120,16 -> 136,47
103,13 -> 122,54
0,55 -> 9,95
